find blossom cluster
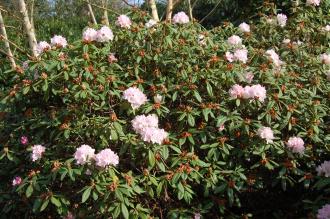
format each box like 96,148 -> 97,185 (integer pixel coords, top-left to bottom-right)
172,11 -> 190,24
74,144 -> 119,168
132,114 -> 168,145
82,26 -> 114,42
116,15 -> 132,28
229,84 -> 267,102
122,87 -> 148,109
316,161 -> 330,177
265,49 -> 284,67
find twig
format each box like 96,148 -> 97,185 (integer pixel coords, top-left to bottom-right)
0,34 -> 32,58
82,0 -> 120,16
199,0 -> 222,24
121,0 -> 136,7
0,48 -> 23,62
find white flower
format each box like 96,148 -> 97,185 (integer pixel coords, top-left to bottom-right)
172,12 -> 189,24
145,19 -> 157,28
154,94 -> 163,103
50,35 -> 67,48
74,144 -> 95,165
227,35 -> 242,46
82,28 -> 98,42
257,126 -> 275,144
96,26 -> 114,42
277,14 -> 287,27
239,22 -> 250,33
31,145 -> 46,161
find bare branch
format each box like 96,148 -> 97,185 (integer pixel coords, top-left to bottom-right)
0,10 -> 16,68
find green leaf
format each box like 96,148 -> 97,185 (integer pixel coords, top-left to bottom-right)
121,203 -> 129,219
51,196 -> 61,207
193,90 -> 202,102
26,184 -> 33,198
82,187 -> 92,203
148,150 -> 155,168
33,198 -> 42,212
40,199 -> 49,212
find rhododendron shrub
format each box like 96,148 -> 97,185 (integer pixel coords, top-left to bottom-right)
0,3 -> 330,218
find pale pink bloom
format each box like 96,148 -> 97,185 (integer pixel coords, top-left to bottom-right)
265,49 -> 283,67
244,72 -> 254,83
242,85 -> 253,99
50,35 -> 67,48
286,137 -> 305,154
108,53 -> 118,63
227,35 -> 242,46
95,149 -> 119,168
132,114 -> 159,134
306,0 -> 321,6
96,26 -> 114,42
63,212 -> 75,219
233,48 -> 248,63
229,84 -> 244,98
122,87 -> 148,109
322,25 -> 330,32
140,127 -> 168,145
36,41 -> 51,56
154,94 -> 163,103
257,126 -> 274,143
145,19 -> 157,28
82,28 -> 98,42
218,124 -> 225,132
327,71 -> 330,81
320,53 -> 330,65
276,14 -> 287,27
250,84 -> 267,102
225,51 -> 234,62
317,204 -> 330,219
74,144 -> 95,165
31,145 -> 46,161
116,15 -> 132,28
194,213 -> 201,219
316,161 -> 330,177
239,22 -> 250,33
20,136 -> 28,145
172,11 -> 189,24
282,39 -> 291,44
12,176 -> 22,186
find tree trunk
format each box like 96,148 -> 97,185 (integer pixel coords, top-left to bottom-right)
148,0 -> 159,21
0,10 -> 16,68
87,0 -> 97,25
102,0 -> 109,26
166,0 -> 173,23
187,0 -> 193,21
30,0 -> 35,34
17,0 -> 37,57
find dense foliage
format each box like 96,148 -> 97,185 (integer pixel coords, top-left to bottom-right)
0,1 -> 330,218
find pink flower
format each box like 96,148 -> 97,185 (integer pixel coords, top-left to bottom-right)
122,87 -> 148,109
108,53 -> 118,63
145,19 -> 157,28
116,15 -> 132,28
227,35 -> 242,46
140,127 -> 168,145
277,14 -> 287,27
36,41 -> 51,56
63,212 -> 75,219
244,72 -> 254,83
50,35 -> 67,48
82,28 -> 98,42
12,176 -> 22,186
172,12 -> 189,24
307,0 -> 321,6
95,149 -> 119,168
96,26 -> 114,42
31,145 -> 46,161
74,144 -> 95,165
320,53 -> 330,65
239,22 -> 250,33
316,161 -> 330,177
132,114 -> 159,134
225,51 -> 234,62
194,213 -> 201,219
265,49 -> 283,67
218,124 -> 225,132
229,84 -> 244,98
233,48 -> 248,63
257,126 -> 275,143
250,84 -> 267,102
317,204 -> 330,219
286,137 -> 305,154
20,136 -> 28,145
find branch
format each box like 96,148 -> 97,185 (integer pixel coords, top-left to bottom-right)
0,10 -> 16,68
87,0 -> 98,25
82,0 -> 120,16
199,0 -> 222,24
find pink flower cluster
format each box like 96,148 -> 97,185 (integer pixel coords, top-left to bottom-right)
21,136 -> 28,145
116,15 -> 132,28
277,14 -> 287,27
286,137 -> 305,154
320,53 -> 330,65
122,87 -> 148,109
265,49 -> 284,67
257,126 -> 275,144
82,26 -> 113,42
12,176 -> 22,186
132,114 -> 168,145
229,84 -> 267,102
172,12 -> 189,24
50,35 -> 67,48
225,48 -> 248,63
31,145 -> 46,161
74,144 -> 118,168
317,204 -> 330,219
307,0 -> 321,6
108,53 -> 118,63
316,161 -> 330,177
244,72 -> 254,83
36,41 -> 51,56
239,22 -> 250,33
227,35 -> 242,46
